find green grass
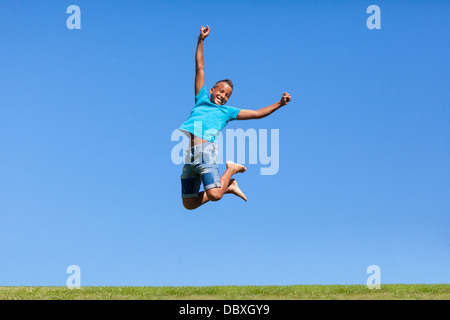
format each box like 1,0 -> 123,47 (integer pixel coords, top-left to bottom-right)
0,284 -> 448,300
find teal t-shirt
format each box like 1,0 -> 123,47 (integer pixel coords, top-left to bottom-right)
179,86 -> 241,142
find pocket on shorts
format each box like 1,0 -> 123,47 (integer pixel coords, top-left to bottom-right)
201,143 -> 218,165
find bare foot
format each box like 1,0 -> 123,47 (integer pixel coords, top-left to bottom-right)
226,161 -> 247,174
226,179 -> 247,201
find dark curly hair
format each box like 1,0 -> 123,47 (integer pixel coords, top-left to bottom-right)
213,79 -> 233,89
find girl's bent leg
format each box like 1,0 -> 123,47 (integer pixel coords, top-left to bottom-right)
205,161 -> 246,202
182,191 -> 209,210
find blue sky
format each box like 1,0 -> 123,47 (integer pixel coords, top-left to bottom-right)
0,0 -> 449,286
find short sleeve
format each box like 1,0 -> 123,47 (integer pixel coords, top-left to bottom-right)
228,106 -> 241,121
195,86 -> 209,104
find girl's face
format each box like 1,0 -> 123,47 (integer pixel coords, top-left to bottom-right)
210,83 -> 233,105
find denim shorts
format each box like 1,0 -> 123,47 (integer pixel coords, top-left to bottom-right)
180,141 -> 221,198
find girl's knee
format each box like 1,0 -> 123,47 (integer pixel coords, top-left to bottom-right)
182,199 -> 197,210
206,189 -> 222,201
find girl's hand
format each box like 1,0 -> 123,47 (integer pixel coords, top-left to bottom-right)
280,92 -> 292,106
199,25 -> 210,40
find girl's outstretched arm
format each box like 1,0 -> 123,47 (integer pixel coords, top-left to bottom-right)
195,25 -> 209,96
236,92 -> 292,120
